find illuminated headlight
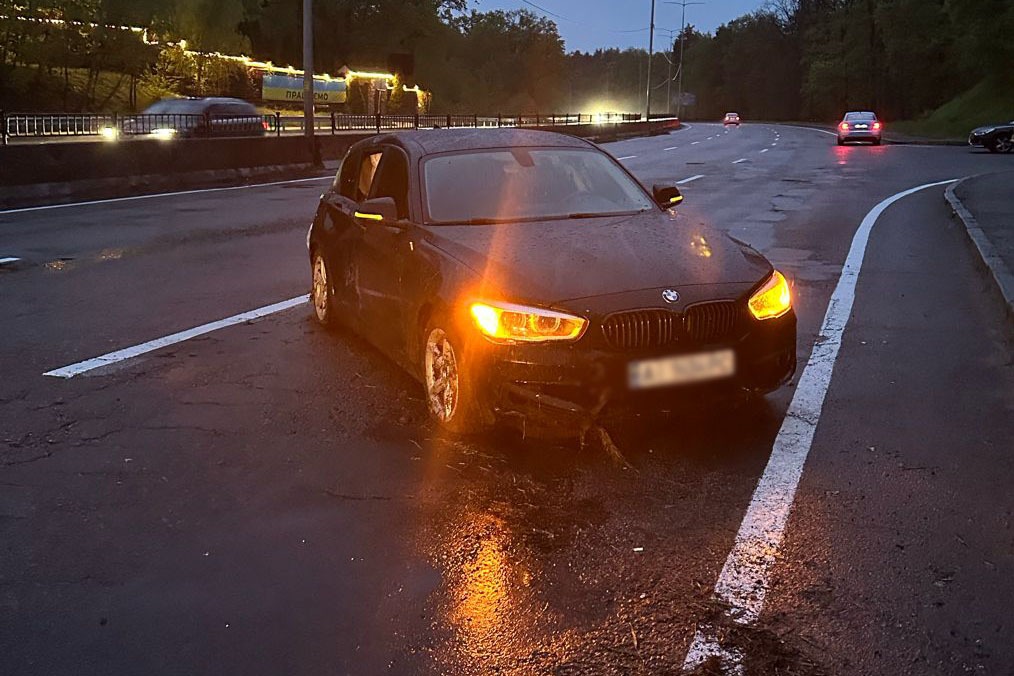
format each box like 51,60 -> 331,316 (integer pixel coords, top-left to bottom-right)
469,301 -> 587,343
150,128 -> 177,140
99,126 -> 119,141
748,270 -> 792,320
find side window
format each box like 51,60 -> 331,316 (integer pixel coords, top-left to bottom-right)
356,151 -> 383,202
370,147 -> 410,219
336,151 -> 359,199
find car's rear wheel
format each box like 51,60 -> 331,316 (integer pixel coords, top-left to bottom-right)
873,138 -> 881,146
837,137 -> 844,146
311,250 -> 337,327
988,134 -> 1013,153
422,322 -> 489,435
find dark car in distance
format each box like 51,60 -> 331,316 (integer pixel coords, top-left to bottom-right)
837,111 -> 882,145
121,97 -> 267,139
968,120 -> 1014,153
307,129 -> 796,435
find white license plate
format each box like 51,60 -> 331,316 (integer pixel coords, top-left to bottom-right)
854,124 -> 868,129
628,349 -> 736,390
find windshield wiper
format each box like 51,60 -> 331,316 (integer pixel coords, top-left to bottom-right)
564,209 -> 648,220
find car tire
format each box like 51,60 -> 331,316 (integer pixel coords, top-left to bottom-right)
421,320 -> 490,435
873,138 -> 881,146
310,249 -> 338,328
989,134 -> 1013,153
836,137 -> 844,146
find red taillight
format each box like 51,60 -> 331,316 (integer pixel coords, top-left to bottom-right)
840,122 -> 849,131
262,120 -> 269,130
873,121 -> 881,130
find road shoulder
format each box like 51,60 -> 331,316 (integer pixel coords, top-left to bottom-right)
945,170 -> 1014,327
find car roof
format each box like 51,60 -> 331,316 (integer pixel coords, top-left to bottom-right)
363,128 -> 595,156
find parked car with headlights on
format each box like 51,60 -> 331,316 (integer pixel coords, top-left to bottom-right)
307,129 -> 796,435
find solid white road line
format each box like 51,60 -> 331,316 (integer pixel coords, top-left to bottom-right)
0,256 -> 22,265
44,295 -> 307,378
760,148 -> 769,153
681,178 -> 959,673
676,174 -> 705,185
732,158 -> 748,164
616,155 -> 637,161
781,124 -> 838,137
664,146 -> 679,151
0,176 -> 333,216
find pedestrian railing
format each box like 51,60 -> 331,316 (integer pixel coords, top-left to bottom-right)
1,110 -> 649,144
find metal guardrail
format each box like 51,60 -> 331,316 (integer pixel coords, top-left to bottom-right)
1,110 -> 645,144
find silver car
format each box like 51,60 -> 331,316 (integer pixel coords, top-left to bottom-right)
837,111 -> 882,146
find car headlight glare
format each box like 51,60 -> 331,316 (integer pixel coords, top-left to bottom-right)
748,270 -> 792,320
469,301 -> 587,343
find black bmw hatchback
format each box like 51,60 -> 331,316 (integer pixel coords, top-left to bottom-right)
307,129 -> 796,434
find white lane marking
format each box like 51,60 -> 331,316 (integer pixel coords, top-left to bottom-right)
616,155 -> 637,161
0,256 -> 21,264
691,141 -> 700,145
780,124 -> 837,137
676,174 -> 705,184
760,148 -> 769,153
771,142 -> 777,146
44,295 -> 307,378
732,158 -> 748,164
0,176 -> 333,216
682,177 -> 959,673
664,146 -> 679,151
706,136 -> 714,140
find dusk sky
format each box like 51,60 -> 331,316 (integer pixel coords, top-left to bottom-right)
478,0 -> 768,53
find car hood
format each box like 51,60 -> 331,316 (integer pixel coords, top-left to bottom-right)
972,122 -> 1013,133
422,211 -> 772,305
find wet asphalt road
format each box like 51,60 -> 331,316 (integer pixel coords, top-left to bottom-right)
2,123 -> 1013,675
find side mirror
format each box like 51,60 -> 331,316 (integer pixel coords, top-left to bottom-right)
653,184 -> 683,208
354,196 -> 399,223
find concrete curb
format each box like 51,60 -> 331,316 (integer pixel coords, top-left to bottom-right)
0,163 -> 328,210
944,177 -> 1014,329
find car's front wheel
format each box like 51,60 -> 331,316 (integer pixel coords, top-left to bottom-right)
310,250 -> 337,327
422,322 -> 489,435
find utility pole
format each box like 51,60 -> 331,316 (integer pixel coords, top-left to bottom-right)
666,0 -> 704,119
665,28 -> 675,115
302,0 -> 321,165
645,0 -> 655,120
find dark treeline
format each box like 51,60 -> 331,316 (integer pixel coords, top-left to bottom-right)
567,0 -> 1014,121
2,0 -> 1011,118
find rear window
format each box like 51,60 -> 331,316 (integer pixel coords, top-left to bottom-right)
845,112 -> 876,121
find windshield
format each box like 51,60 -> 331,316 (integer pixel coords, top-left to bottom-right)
143,99 -> 205,115
422,147 -> 655,224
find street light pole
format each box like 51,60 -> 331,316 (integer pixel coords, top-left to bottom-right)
645,0 -> 655,121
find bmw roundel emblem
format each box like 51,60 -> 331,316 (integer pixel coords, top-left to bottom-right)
661,289 -> 680,303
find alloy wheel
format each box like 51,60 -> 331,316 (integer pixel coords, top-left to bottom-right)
424,328 -> 460,423
312,254 -> 329,323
